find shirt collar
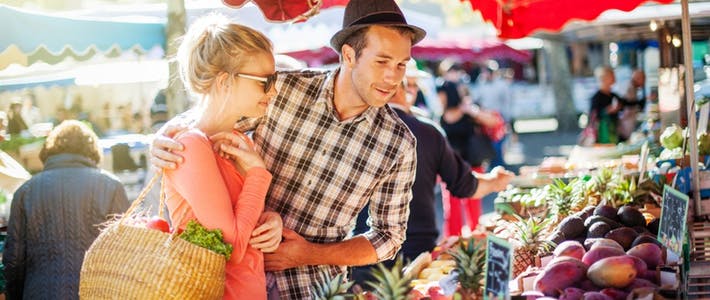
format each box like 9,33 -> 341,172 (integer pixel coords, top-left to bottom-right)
319,68 -> 377,125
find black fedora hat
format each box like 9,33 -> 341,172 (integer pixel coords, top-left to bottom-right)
330,0 -> 426,52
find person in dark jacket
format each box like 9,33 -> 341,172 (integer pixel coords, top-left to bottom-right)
3,120 -> 129,300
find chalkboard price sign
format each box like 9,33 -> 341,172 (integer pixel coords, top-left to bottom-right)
658,185 -> 690,255
484,235 -> 511,300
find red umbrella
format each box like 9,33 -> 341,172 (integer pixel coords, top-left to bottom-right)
222,0 -> 348,22
469,0 -> 675,39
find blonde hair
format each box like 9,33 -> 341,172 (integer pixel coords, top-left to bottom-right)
39,120 -> 101,165
594,65 -> 614,82
176,14 -> 273,95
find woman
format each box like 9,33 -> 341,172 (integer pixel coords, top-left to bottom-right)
438,80 -> 496,235
163,15 -> 278,299
589,66 -> 626,144
3,120 -> 130,299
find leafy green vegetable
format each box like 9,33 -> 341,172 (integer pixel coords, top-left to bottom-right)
180,220 -> 233,260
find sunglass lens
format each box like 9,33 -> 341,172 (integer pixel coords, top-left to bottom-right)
265,74 -> 276,93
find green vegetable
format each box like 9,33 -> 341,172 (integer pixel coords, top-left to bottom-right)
699,133 -> 710,156
180,220 -> 233,260
660,124 -> 683,149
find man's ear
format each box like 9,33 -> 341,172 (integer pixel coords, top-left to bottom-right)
341,45 -> 356,68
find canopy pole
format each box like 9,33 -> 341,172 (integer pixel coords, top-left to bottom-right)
681,0 -> 702,216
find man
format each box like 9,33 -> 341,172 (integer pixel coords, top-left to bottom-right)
151,0 -> 425,298
353,80 -> 513,281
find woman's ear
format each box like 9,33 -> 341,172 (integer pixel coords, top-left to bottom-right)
213,72 -> 231,92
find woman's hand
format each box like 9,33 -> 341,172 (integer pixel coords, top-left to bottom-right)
250,211 -> 283,253
150,124 -> 187,169
210,131 -> 266,172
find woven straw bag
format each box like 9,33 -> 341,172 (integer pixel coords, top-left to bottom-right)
79,174 -> 226,299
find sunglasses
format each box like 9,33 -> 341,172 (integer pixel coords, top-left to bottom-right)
234,73 -> 277,93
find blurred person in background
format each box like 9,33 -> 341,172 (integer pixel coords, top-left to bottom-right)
3,120 -> 129,300
476,66 -> 511,169
590,66 -> 626,144
438,80 -> 498,236
618,69 -> 646,141
20,93 -> 41,127
7,101 -> 28,136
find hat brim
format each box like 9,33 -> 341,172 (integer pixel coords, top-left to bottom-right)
330,23 -> 426,53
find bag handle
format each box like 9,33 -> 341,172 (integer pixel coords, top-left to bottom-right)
120,170 -> 162,224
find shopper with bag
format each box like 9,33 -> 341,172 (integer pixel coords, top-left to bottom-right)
159,15 -> 280,300
438,80 -> 497,235
4,120 -> 129,300
588,66 -> 627,144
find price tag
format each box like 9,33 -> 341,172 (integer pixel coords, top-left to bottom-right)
658,185 -> 690,255
484,235 -> 511,300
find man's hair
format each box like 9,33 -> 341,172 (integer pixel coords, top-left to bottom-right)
342,25 -> 416,59
39,120 -> 101,165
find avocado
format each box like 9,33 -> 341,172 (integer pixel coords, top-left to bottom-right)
581,205 -> 597,219
558,216 -> 586,239
549,231 -> 567,246
632,226 -> 649,234
594,205 -> 620,222
631,233 -> 663,248
584,215 -> 622,230
587,222 -> 611,238
646,218 -> 660,235
617,206 -> 646,227
604,227 -> 639,250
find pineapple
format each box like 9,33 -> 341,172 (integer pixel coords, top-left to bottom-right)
510,214 -> 554,277
547,179 -> 574,221
365,256 -> 412,300
312,272 -> 354,300
449,237 -> 486,299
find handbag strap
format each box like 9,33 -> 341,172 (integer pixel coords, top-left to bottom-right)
119,170 -> 163,226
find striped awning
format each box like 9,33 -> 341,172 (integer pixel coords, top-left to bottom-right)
0,4 -> 165,70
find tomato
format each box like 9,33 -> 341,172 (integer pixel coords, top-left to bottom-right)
146,216 -> 170,233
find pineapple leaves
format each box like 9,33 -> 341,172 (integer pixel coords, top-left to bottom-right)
312,272 -> 354,300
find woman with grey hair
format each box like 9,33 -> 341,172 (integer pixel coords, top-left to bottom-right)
3,120 -> 129,300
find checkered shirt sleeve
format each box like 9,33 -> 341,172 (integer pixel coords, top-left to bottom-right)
242,69 -> 416,299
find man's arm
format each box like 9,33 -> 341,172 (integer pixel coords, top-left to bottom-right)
436,130 -> 512,199
264,140 -> 417,270
264,230 -> 377,270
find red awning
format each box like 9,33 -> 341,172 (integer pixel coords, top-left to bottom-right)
412,39 -> 531,63
222,0 -> 348,22
281,38 -> 532,67
468,0 -> 675,39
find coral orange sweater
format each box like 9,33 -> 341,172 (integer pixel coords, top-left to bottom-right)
164,129 -> 272,300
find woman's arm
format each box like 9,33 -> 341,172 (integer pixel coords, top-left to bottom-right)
165,131 -> 270,262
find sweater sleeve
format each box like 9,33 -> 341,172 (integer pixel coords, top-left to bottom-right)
164,131 -> 271,263
4,185 -> 28,299
437,132 -> 478,198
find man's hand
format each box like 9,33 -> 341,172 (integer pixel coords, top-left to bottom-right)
263,228 -> 312,271
150,124 -> 186,169
250,211 -> 283,253
472,166 -> 514,198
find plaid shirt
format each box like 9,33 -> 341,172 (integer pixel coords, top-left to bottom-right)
235,69 -> 416,299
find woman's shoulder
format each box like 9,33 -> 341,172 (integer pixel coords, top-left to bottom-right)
174,128 -> 210,146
